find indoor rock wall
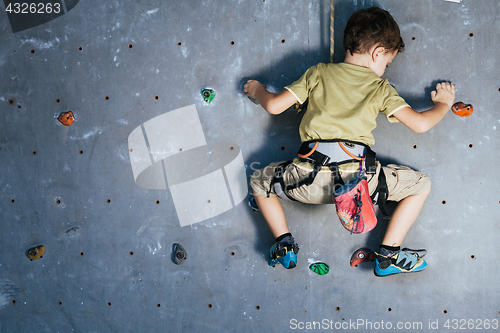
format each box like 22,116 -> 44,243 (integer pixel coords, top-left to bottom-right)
0,0 -> 499,332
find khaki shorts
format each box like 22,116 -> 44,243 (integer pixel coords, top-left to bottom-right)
250,158 -> 431,204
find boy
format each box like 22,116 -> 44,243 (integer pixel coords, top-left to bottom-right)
244,6 -> 455,276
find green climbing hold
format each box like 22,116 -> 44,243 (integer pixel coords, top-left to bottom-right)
202,89 -> 216,103
309,262 -> 330,275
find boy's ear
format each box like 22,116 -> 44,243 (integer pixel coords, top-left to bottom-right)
371,46 -> 386,62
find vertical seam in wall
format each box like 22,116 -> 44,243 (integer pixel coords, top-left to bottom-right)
60,0 -> 68,13
141,124 -> 155,166
222,166 -> 235,208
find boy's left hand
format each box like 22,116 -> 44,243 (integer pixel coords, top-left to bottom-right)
430,82 -> 455,109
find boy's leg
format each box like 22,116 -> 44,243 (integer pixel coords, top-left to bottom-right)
252,190 -> 289,238
374,164 -> 431,276
381,185 -> 431,247
253,190 -> 298,269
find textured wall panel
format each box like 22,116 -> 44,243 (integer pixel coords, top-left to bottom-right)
0,0 -> 499,332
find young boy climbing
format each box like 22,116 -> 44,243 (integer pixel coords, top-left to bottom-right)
244,6 -> 455,276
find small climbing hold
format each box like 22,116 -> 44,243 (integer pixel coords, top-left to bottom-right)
452,102 -> 473,117
201,89 -> 215,103
350,247 -> 375,267
27,245 -> 45,261
309,262 -> 330,275
58,111 -> 75,126
172,243 -> 187,264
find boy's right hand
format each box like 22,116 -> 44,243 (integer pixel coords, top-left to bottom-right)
244,80 -> 265,100
430,82 -> 455,109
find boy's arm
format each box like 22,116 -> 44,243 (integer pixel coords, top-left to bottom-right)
244,80 -> 298,115
393,82 -> 455,133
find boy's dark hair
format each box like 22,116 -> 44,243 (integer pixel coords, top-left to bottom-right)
343,7 -> 405,56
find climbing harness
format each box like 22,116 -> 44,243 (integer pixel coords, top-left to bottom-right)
267,140 -> 389,233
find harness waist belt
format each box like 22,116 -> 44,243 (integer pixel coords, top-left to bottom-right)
308,141 -> 365,162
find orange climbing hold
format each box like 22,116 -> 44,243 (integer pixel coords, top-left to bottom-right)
452,102 -> 473,117
58,111 -> 75,126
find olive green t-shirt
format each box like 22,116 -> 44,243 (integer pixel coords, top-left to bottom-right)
285,62 -> 408,146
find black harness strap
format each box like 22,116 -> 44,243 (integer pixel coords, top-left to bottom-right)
365,147 -> 376,175
371,168 -> 389,216
268,140 -> 387,208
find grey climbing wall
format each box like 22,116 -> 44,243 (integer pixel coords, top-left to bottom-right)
1,0 -> 499,332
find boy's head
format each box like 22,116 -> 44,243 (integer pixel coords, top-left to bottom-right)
343,7 -> 404,56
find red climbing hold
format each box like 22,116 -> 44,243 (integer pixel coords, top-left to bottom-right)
58,111 -> 75,126
350,247 -> 376,267
452,102 -> 473,117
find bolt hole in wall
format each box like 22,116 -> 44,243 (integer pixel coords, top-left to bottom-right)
443,310 -> 448,314
470,254 -> 476,259
413,144 -> 417,149
208,304 -> 212,309
469,144 -> 473,148
78,47 -> 82,51
128,44 -> 133,48
442,200 -> 446,204
230,40 -> 235,45
105,96 -> 109,100
56,98 -> 60,103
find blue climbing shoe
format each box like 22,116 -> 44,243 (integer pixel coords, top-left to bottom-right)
374,248 -> 427,277
248,195 -> 259,211
269,241 -> 299,269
